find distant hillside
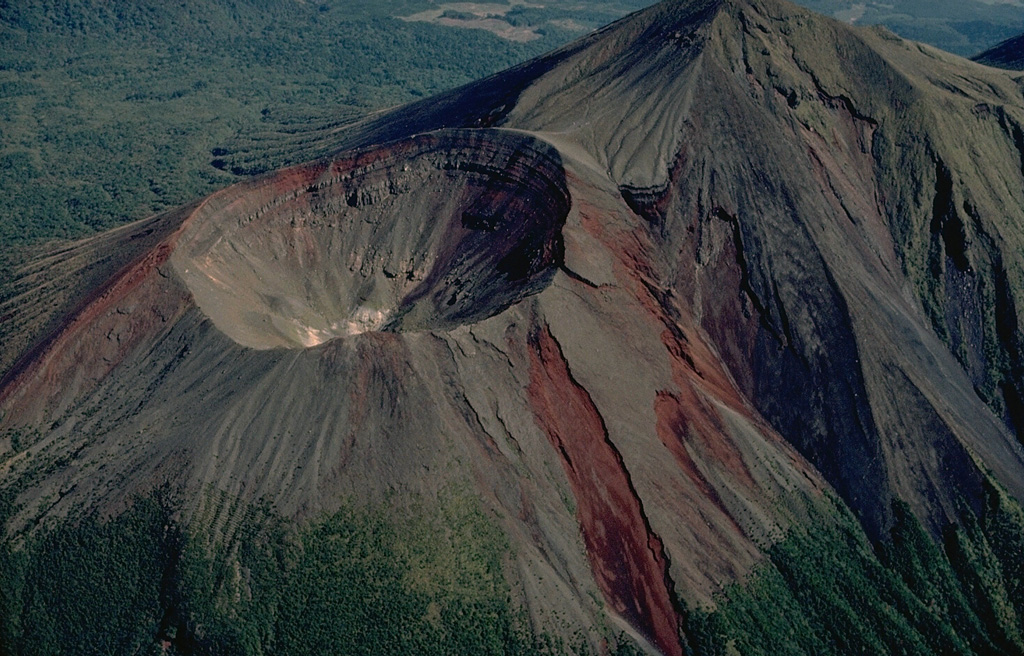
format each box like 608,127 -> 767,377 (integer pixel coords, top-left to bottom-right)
975,33 -> 1024,69
796,0 -> 1024,55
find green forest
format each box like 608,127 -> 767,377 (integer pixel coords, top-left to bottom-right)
0,489 -> 553,655
2,480 -> 1023,655
0,484 -> 654,655
0,0 -> 649,286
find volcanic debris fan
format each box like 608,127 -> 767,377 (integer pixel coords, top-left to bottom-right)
2,0 -> 1024,654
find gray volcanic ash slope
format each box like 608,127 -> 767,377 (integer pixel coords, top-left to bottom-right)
2,0 -> 1024,654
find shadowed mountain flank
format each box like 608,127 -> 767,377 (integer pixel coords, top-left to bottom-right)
3,0 -> 1024,654
975,33 -> 1024,70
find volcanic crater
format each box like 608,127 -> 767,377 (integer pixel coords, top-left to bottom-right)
172,129 -> 570,349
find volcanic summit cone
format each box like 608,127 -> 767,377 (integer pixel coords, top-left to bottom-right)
3,0 -> 1024,653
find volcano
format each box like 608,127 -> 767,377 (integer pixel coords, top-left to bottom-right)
3,0 -> 1024,654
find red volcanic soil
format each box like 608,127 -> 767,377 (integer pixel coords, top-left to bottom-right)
527,323 -> 683,656
0,236 -> 191,424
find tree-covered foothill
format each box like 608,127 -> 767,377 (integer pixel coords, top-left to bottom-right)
2,477 -> 1023,655
0,489 -> 578,656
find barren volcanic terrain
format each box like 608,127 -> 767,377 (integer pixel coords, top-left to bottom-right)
3,0 -> 1024,654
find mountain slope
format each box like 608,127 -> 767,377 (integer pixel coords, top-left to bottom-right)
2,0 -> 1024,654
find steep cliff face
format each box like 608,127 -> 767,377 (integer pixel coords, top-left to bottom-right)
3,0 -> 1024,654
